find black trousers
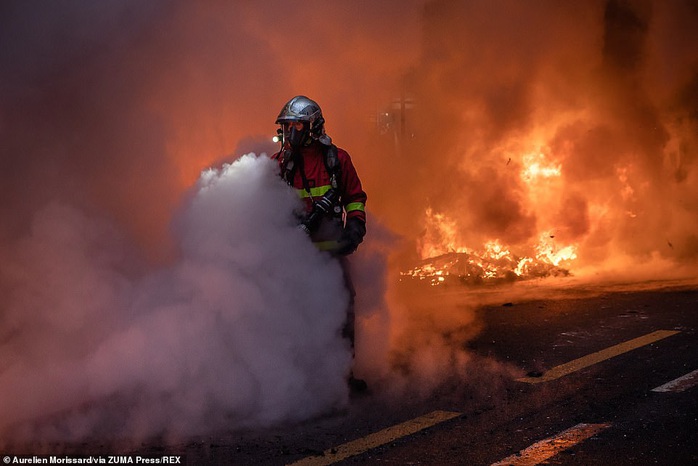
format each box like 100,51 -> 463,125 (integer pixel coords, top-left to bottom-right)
338,256 -> 356,350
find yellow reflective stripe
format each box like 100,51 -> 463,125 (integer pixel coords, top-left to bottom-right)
296,187 -> 365,213
297,185 -> 332,199
346,202 -> 365,213
314,240 -> 339,251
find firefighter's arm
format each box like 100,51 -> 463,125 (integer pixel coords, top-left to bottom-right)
336,150 -> 367,255
338,149 -> 367,223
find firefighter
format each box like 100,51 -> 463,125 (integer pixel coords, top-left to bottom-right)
271,95 -> 367,391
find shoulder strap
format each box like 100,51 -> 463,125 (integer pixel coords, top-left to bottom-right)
277,149 -> 297,186
323,144 -> 341,190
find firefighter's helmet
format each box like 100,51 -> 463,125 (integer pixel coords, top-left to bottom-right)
276,96 -> 330,147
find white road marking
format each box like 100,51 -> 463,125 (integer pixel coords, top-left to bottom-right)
490,422 -> 611,466
652,368 -> 698,393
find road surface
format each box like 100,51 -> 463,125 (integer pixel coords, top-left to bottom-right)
6,280 -> 697,465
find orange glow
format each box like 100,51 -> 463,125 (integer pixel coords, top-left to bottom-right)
520,151 -> 562,182
1,1 -> 696,283
406,141 -> 580,285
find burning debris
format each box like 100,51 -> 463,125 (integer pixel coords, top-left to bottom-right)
401,245 -> 572,287
403,202 -> 577,286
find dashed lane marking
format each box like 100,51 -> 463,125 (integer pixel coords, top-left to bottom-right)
287,410 -> 461,466
517,329 -> 681,384
652,368 -> 698,393
490,422 -> 611,466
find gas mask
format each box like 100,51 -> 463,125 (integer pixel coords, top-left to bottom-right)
282,121 -> 310,149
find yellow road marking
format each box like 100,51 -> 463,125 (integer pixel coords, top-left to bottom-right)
517,330 -> 680,384
287,410 -> 461,466
490,422 -> 611,466
652,368 -> 698,393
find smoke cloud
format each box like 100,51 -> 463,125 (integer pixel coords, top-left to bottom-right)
0,155 -> 351,444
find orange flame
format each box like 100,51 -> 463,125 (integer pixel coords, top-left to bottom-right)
405,147 -> 579,286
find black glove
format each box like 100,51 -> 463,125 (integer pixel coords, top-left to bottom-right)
336,217 -> 366,255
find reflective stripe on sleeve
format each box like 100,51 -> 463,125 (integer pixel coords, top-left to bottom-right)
345,202 -> 365,213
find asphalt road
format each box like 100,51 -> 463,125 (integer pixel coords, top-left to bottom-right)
6,280 -> 697,465
161,280 -> 697,465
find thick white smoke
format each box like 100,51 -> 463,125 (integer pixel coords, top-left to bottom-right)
0,154 -> 352,444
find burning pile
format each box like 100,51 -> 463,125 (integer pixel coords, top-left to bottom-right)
402,236 -> 575,286
401,148 -> 578,286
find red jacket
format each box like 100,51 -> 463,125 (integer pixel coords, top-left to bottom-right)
272,141 -> 366,246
